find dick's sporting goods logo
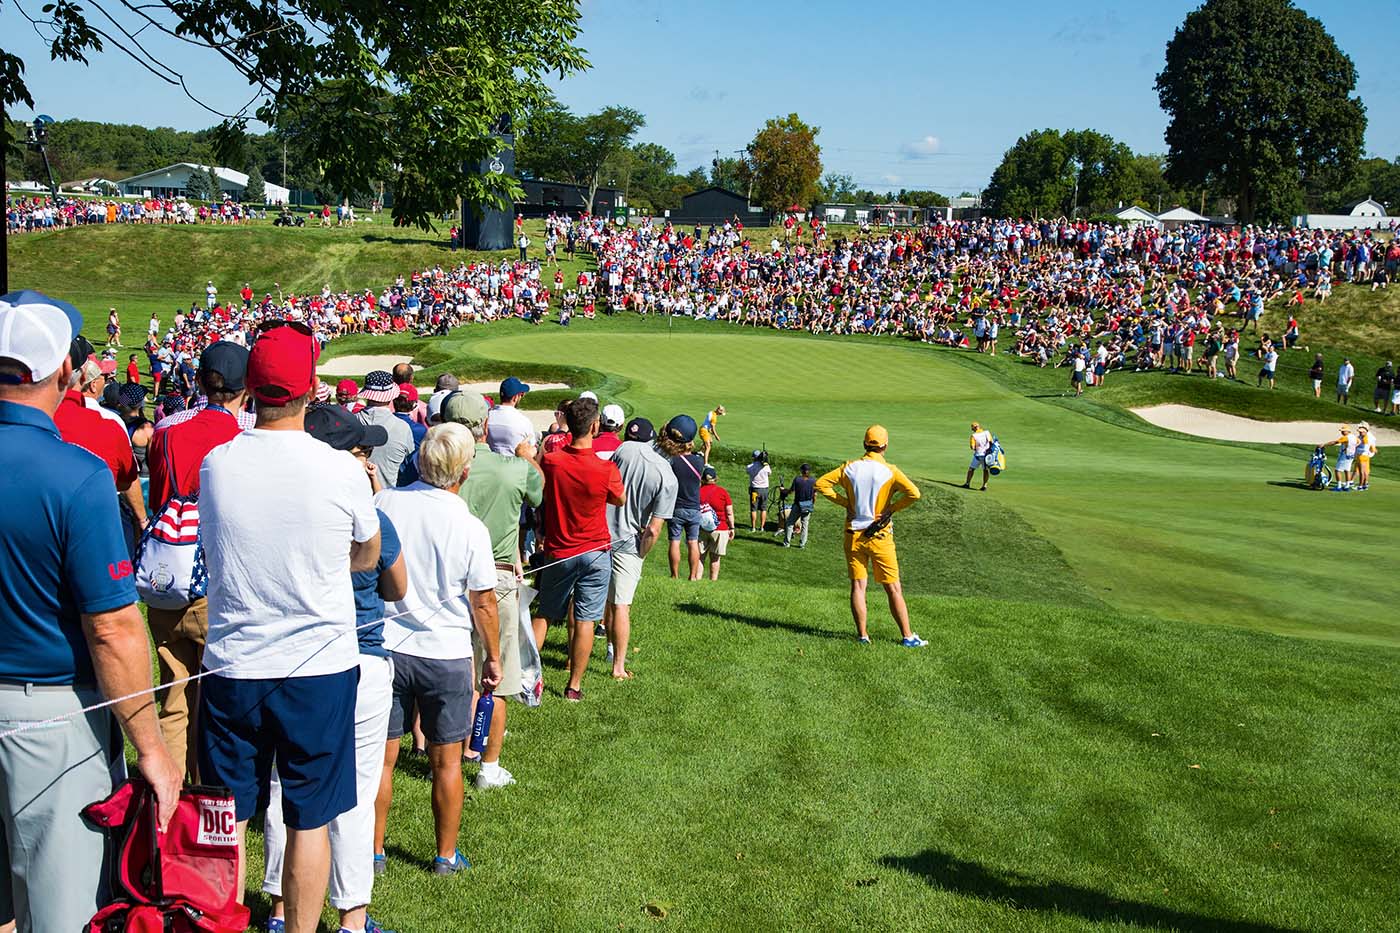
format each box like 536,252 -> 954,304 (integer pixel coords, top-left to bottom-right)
197,798 -> 237,846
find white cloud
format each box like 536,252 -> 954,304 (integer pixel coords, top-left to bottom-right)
899,135 -> 942,160
881,173 -> 901,185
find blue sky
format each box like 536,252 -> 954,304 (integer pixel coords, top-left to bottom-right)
5,0 -> 1398,194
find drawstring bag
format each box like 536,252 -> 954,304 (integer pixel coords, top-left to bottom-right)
133,444 -> 207,610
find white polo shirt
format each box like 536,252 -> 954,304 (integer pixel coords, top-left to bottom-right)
375,482 -> 495,660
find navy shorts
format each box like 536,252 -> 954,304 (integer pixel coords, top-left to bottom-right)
386,653 -> 472,745
198,668 -> 358,829
668,507 -> 701,542
538,548 -> 611,622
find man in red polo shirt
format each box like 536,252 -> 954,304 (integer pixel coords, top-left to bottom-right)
538,397 -> 624,702
143,340 -> 248,779
54,336 -> 147,550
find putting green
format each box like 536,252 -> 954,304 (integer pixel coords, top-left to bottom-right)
470,325 -> 1400,645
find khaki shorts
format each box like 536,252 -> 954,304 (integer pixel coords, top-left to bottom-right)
609,550 -> 645,606
702,528 -> 731,557
845,527 -> 899,583
473,569 -> 523,700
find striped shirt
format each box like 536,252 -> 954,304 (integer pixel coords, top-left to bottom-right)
155,397 -> 256,432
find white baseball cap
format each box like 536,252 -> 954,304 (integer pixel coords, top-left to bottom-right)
0,290 -> 83,383
579,390 -> 598,402
602,403 -> 625,428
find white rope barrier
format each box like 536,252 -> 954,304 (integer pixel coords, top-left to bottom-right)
0,538 -> 627,740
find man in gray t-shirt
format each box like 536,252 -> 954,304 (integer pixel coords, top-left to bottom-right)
604,420 -> 678,679
357,399 -> 415,487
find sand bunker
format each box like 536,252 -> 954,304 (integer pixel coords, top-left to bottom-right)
317,355 -> 413,376
1132,404 -> 1400,445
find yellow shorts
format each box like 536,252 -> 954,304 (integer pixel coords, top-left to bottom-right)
844,527 -> 899,584
699,427 -> 713,445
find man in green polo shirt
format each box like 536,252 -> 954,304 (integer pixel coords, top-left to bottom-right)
441,390 -> 543,790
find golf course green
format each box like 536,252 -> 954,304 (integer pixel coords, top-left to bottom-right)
9,222 -> 1400,930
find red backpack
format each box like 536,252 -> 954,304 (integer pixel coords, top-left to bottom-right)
82,780 -> 250,933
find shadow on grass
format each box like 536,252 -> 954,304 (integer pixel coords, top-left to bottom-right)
1266,479 -> 1320,490
879,849 -> 1300,933
677,601 -> 845,640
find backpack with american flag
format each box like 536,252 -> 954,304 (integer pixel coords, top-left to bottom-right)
133,445 -> 208,610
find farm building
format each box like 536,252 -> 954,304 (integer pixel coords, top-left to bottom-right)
1293,197 -> 1392,231
669,186 -> 772,226
114,163 -> 289,203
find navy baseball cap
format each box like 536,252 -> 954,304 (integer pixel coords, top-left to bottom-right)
200,341 -> 249,392
625,417 -> 655,442
305,404 -> 389,451
500,376 -> 530,398
663,414 -> 697,444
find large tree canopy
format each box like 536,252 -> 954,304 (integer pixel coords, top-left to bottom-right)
1155,0 -> 1366,224
516,102 -> 645,215
748,114 -> 822,213
983,129 -> 1152,218
2,0 -> 589,227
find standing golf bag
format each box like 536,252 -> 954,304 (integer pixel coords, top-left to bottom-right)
986,436 -> 1007,475
82,779 -> 250,933
1306,446 -> 1333,490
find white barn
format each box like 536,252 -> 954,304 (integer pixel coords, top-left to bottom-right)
1114,205 -> 1160,227
1293,197 -> 1391,231
115,163 -> 290,204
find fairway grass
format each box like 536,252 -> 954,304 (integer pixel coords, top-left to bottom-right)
9,223 -> 1400,930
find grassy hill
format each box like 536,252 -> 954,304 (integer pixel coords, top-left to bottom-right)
8,221 -> 1400,930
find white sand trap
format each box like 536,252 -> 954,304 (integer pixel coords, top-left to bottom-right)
453,381 -> 569,395
317,355 -> 413,376
1132,404 -> 1400,446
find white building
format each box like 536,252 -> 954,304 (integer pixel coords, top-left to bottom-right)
1113,205 -> 1160,227
1293,197 -> 1391,231
115,163 -> 290,204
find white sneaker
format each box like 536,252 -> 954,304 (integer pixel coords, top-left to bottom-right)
474,766 -> 516,790
605,644 -> 616,665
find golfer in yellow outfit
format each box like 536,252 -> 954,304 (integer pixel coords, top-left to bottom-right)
815,425 -> 927,647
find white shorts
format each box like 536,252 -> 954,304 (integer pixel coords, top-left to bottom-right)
970,454 -> 987,470
1391,389 -> 1400,404
1312,379 -> 1322,390
609,550 -> 645,606
1336,456 -> 1354,472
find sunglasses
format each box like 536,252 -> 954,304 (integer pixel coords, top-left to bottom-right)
256,319 -> 314,336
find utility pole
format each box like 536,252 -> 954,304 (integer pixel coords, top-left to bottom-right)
282,139 -> 288,206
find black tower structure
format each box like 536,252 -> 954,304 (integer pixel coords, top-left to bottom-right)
462,114 -> 516,250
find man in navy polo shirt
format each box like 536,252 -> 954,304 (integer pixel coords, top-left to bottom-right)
0,290 -> 180,933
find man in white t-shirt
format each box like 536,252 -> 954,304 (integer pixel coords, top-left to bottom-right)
963,421 -> 994,491
198,325 -> 381,933
371,423 -> 500,876
205,280 -> 218,309
486,375 -> 535,456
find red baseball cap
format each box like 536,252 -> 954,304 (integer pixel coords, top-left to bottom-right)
399,383 -> 419,403
336,378 -> 358,395
248,327 -> 320,405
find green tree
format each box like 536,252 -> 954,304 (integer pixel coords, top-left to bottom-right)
2,0 -> 588,228
984,128 -> 1142,217
897,189 -> 949,208
710,156 -> 751,196
206,165 -> 223,202
244,164 -> 266,203
748,114 -> 822,213
184,165 -> 209,200
516,103 -> 645,214
1155,0 -> 1366,224
627,142 -> 681,212
817,172 -> 855,201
